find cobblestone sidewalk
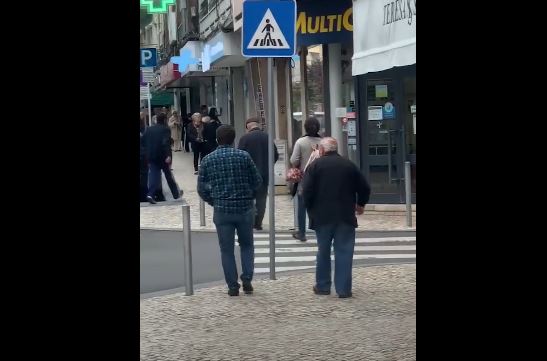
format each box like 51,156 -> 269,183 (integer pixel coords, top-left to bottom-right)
140,264 -> 416,361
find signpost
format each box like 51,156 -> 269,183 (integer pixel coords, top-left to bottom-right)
242,0 -> 296,280
141,48 -> 157,127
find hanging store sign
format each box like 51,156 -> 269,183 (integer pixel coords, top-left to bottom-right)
352,0 -> 416,75
296,0 -> 353,47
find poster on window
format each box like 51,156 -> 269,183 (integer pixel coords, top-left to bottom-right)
368,106 -> 383,120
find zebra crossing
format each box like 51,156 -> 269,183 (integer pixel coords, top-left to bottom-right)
237,233 -> 416,274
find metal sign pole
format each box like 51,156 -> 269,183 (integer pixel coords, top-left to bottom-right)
267,57 -> 276,280
147,82 -> 152,127
182,202 -> 194,296
405,161 -> 412,227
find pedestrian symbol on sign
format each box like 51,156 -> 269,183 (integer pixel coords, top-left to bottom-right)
247,9 -> 289,49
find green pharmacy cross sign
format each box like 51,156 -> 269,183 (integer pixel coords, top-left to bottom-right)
140,0 -> 176,14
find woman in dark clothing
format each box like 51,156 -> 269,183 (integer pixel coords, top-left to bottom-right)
183,113 -> 192,152
202,107 -> 222,156
186,112 -> 206,174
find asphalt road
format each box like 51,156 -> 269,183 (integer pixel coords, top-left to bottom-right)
140,230 -> 416,298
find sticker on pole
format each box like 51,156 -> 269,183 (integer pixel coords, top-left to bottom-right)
242,0 -> 296,57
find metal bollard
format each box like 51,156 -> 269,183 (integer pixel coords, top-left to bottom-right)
199,198 -> 206,227
405,161 -> 412,227
182,202 -> 194,296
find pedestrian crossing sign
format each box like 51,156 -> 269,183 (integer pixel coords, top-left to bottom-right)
242,0 -> 296,57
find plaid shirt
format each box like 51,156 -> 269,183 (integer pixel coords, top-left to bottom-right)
198,145 -> 263,214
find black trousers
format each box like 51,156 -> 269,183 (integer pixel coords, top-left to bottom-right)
254,183 -> 268,228
192,142 -> 206,171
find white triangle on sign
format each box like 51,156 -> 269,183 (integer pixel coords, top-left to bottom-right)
247,9 -> 290,49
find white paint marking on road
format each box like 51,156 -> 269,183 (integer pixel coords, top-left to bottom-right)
248,237 -> 416,246
254,266 -> 315,273
253,245 -> 416,254
253,254 -> 416,263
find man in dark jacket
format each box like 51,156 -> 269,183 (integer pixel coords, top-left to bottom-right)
302,137 -> 371,298
238,118 -> 279,230
142,113 -> 181,204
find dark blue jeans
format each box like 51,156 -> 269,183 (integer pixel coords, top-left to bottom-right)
213,209 -> 255,290
147,162 -> 180,199
297,194 -> 308,237
314,223 -> 356,296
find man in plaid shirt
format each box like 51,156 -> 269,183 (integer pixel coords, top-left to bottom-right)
198,125 -> 262,296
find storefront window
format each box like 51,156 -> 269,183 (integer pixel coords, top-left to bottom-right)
290,45 -> 325,143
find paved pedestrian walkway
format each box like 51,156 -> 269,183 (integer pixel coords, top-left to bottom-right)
140,151 -> 416,231
140,264 -> 416,361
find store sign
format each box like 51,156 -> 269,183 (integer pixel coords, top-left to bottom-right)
159,62 -> 180,86
297,0 -> 352,46
171,41 -> 202,75
352,0 -> 416,75
202,40 -> 224,72
140,0 -> 175,14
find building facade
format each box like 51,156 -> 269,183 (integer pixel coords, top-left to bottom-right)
139,0 -> 416,203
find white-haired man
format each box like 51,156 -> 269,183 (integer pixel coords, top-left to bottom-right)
301,137 -> 371,298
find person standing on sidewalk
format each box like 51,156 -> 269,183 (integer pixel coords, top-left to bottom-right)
301,137 -> 371,298
289,117 -> 322,241
142,113 -> 182,204
202,108 -> 221,157
186,113 -> 206,175
183,113 -> 192,152
238,118 -> 279,231
198,125 -> 262,296
168,111 -> 182,152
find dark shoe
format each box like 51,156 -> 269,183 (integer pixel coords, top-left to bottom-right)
254,225 -> 263,231
242,281 -> 253,294
338,293 -> 353,299
313,285 -> 330,295
173,190 -> 184,200
228,288 -> 240,296
146,196 -> 157,204
194,171 -> 198,175
292,232 -> 307,242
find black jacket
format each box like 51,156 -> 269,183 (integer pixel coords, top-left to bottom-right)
203,120 -> 221,154
238,128 -> 279,186
302,152 -> 371,229
142,124 -> 171,164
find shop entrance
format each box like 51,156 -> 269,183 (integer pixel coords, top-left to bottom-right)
357,65 -> 416,204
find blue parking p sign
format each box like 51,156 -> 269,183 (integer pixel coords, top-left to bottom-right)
140,48 -> 157,67
242,0 -> 296,57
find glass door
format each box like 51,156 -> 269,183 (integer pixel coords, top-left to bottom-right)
365,79 -> 403,203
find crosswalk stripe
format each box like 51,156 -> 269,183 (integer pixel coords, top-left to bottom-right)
249,237 -> 416,246
255,266 -> 314,273
242,234 -> 416,241
254,254 -> 416,263
253,245 -> 416,254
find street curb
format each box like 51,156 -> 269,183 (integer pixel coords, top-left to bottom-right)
140,262 -> 416,300
141,201 -> 416,213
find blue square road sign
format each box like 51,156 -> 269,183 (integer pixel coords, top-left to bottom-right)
140,48 -> 157,67
242,0 -> 296,57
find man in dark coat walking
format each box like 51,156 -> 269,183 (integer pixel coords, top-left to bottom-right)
302,137 -> 371,298
238,118 -> 279,230
142,113 -> 182,204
